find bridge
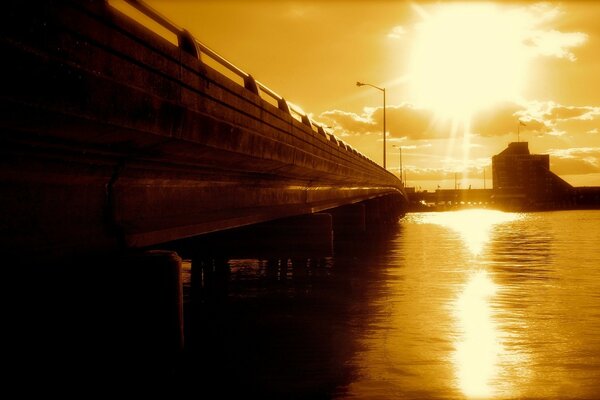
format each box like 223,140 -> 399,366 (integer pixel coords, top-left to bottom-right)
2,2 -> 410,380
1,0 -> 406,264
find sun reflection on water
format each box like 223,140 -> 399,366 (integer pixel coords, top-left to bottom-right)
414,209 -> 523,398
454,270 -> 501,398
419,209 -> 521,255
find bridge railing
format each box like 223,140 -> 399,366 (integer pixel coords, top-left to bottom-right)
118,0 -> 374,165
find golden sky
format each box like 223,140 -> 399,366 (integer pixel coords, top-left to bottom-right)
135,1 -> 600,190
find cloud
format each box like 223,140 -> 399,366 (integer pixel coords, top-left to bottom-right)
470,103 -> 523,137
527,30 -> 588,62
550,157 -> 600,175
547,105 -> 600,121
376,105 -> 440,139
388,25 -> 406,39
523,102 -> 600,136
400,163 -> 490,182
547,147 -> 600,175
400,167 -> 450,181
471,101 -> 600,137
470,102 -> 549,137
320,100 -> 600,142
521,3 -> 588,62
320,104 -> 439,140
317,109 -> 373,135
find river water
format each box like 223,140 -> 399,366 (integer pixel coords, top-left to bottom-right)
181,209 -> 600,399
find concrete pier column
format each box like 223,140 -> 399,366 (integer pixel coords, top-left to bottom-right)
365,198 -> 383,233
124,250 -> 184,359
209,212 -> 334,259
330,203 -> 367,238
363,196 -> 403,233
280,213 -> 333,257
190,257 -> 205,305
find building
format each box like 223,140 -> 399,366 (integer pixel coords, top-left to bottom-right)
492,142 -> 574,210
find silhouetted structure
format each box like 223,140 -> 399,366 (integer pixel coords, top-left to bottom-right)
408,189 -> 494,211
406,142 -> 599,213
574,187 -> 600,209
492,142 -> 574,210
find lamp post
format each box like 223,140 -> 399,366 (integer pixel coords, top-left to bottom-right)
392,144 -> 403,184
356,81 -> 386,169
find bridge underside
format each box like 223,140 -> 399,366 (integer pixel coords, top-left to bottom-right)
1,2 -> 406,263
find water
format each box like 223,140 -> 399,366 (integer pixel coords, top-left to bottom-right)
182,210 -> 600,399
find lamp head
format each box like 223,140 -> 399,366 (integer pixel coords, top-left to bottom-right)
356,81 -> 364,87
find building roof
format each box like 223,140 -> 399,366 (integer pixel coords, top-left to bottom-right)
496,142 -> 530,157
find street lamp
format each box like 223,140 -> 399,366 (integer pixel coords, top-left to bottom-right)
393,144 -> 403,184
356,81 -> 386,169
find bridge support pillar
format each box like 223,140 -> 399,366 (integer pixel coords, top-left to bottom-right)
256,213 -> 334,258
365,196 -> 402,233
182,213 -> 334,259
330,203 -> 366,238
120,250 -> 184,366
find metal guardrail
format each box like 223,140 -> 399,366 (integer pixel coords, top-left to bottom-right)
117,0 -> 371,162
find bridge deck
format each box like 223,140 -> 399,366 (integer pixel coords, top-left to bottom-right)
1,1 -> 406,261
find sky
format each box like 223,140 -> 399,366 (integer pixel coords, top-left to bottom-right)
119,1 -> 600,191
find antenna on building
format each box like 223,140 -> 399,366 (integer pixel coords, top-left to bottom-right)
518,120 -> 526,142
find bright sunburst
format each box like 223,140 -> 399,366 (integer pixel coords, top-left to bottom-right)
407,3 -> 534,185
409,3 -> 531,119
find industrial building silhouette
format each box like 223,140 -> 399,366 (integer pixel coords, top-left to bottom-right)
492,142 -> 574,210
408,142 -> 600,211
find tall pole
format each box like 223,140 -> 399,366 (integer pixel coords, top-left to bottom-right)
357,81 -> 386,169
399,145 -> 402,183
383,88 -> 386,170
517,120 -> 526,143
483,168 -> 486,189
393,144 -> 403,183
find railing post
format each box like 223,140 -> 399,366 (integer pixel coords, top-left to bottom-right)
278,97 -> 291,114
244,74 -> 260,95
178,29 -> 199,59
301,114 -> 312,128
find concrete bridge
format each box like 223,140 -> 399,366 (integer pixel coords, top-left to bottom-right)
1,0 -> 407,264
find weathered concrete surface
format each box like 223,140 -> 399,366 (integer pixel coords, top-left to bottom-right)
1,2 -> 406,262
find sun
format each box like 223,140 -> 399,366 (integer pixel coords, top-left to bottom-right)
408,3 -> 531,120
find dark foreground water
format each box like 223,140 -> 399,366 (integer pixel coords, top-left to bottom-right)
180,210 -> 600,399
12,210 -> 600,398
